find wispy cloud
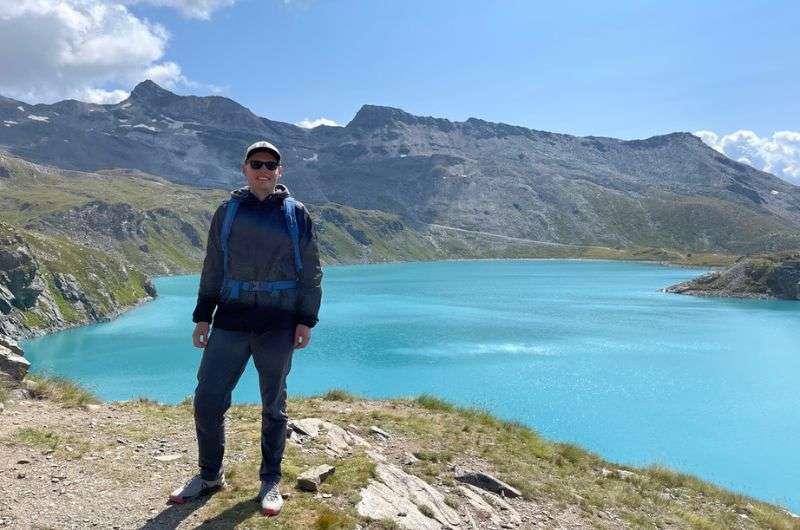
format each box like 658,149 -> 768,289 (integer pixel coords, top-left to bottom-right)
120,0 -> 238,20
295,117 -> 340,129
694,129 -> 800,185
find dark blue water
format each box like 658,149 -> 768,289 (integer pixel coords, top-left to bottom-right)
22,260 -> 800,511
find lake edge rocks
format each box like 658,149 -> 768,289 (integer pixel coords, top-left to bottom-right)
663,251 -> 800,300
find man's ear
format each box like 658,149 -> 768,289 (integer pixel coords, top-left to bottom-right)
276,165 -> 283,179
241,163 -> 247,176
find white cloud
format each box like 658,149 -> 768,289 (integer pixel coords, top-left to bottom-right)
144,61 -> 188,87
694,129 -> 800,185
121,0 -> 237,20
295,117 -> 340,129
0,0 -> 199,104
81,87 -> 130,104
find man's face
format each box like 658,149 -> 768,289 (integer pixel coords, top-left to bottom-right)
242,150 -> 282,196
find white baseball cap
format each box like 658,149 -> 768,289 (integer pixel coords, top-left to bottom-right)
244,140 -> 281,162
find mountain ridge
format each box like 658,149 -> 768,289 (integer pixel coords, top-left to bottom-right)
2,80 -> 800,256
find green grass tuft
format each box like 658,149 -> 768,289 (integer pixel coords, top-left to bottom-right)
314,507 -> 353,530
13,427 -> 60,451
414,394 -> 455,412
320,388 -> 359,402
26,372 -> 100,408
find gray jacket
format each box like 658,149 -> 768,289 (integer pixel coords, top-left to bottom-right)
192,184 -> 323,331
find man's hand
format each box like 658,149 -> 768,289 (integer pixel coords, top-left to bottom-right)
192,322 -> 210,348
293,324 -> 311,350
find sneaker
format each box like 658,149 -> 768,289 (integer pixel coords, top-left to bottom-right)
168,472 -> 226,504
258,478 -> 284,516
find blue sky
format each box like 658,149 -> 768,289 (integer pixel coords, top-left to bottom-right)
1,0 -> 798,181
127,0 -> 799,140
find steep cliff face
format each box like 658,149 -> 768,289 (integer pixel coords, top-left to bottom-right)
0,222 -> 155,339
664,251 -> 800,300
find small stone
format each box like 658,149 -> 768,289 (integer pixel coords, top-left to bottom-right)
16,458 -> 31,464
296,464 -> 335,492
370,426 -> 390,439
321,493 -> 332,498
154,454 -> 182,462
16,472 -> 25,479
401,452 -> 419,465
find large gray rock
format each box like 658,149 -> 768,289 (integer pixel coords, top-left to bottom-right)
356,462 -> 461,529
459,483 -> 522,526
0,344 -> 30,380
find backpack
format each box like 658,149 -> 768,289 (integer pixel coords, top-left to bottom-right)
218,196 -> 303,301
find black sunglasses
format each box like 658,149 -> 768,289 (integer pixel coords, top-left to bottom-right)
247,160 -> 280,171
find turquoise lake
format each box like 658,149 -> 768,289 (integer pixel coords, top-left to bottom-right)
22,259 -> 800,511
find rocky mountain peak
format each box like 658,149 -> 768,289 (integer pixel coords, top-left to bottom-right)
127,80 -> 180,106
347,104 -> 416,129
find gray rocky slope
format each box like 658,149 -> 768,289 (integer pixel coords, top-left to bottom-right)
3,80 -> 800,255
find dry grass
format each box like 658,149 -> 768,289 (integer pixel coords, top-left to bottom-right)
25,372 -> 100,408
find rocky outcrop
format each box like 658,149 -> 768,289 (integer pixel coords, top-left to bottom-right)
357,462 -> 463,529
0,333 -> 28,402
287,415 -> 528,529
0,222 -> 156,339
0,341 -> 29,381
664,251 -> 800,300
0,226 -> 44,312
288,417 -> 371,458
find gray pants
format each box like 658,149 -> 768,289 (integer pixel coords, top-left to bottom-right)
193,326 -> 294,481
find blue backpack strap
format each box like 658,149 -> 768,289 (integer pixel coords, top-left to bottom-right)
282,197 -> 303,276
220,197 -> 241,279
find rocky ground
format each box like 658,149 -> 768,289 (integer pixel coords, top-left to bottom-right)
1,383 -> 799,530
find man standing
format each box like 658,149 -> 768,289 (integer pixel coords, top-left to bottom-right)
169,141 -> 323,517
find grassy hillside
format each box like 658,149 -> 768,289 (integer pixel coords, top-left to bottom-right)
0,376 -> 798,529
0,152 -> 743,274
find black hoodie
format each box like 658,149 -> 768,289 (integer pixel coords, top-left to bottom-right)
192,184 -> 323,331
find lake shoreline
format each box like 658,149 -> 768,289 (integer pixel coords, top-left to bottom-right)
15,256 -> 716,343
